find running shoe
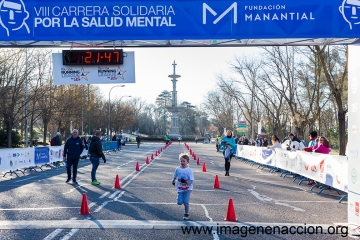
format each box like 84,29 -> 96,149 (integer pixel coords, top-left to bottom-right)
183,214 -> 190,220
91,180 -> 100,185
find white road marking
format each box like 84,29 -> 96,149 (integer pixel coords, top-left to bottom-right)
62,184 -> 90,195
99,192 -> 110,199
247,189 -> 306,212
42,218 -> 77,240
114,191 -> 125,201
201,204 -> 219,240
88,202 -> 97,208
0,207 -> 79,211
14,176 -> 38,183
94,200 -> 113,213
113,200 -> 259,206
59,229 -> 79,240
109,191 -> 120,199
42,228 -> 63,240
3,220 -> 338,230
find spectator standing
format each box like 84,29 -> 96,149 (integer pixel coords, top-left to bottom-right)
112,134 -> 117,142
195,136 -> 198,144
256,135 -> 262,147
312,136 -> 331,154
287,133 -> 305,150
243,136 -> 249,145
51,132 -> 62,166
136,135 -> 141,148
268,135 -> 282,150
262,137 -> 269,147
89,130 -> 106,185
117,135 -> 122,151
216,135 -> 221,152
303,131 -> 318,152
63,129 -> 84,185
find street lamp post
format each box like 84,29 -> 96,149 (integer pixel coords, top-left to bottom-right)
108,85 -> 125,141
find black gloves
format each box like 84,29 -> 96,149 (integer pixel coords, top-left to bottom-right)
172,180 -> 175,186
102,156 -> 106,163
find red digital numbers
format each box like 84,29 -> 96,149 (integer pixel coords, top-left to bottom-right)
104,52 -> 111,62
84,52 -> 92,64
114,51 -> 119,62
63,50 -> 123,65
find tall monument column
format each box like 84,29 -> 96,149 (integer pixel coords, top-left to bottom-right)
167,61 -> 182,136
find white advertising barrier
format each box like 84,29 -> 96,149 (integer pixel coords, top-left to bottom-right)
0,148 -> 35,172
348,45 -> 360,224
236,146 -> 348,192
49,146 -> 64,162
237,145 -> 275,166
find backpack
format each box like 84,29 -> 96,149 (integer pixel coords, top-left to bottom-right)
50,137 -> 57,146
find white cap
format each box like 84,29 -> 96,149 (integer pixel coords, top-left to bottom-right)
56,132 -> 61,135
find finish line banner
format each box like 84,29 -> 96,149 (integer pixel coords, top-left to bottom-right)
1,0 -> 360,40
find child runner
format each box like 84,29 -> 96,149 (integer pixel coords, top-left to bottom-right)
172,154 -> 194,220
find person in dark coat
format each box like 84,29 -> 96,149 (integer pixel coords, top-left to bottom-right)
89,130 -> 106,185
63,129 -> 84,184
112,134 -> 117,141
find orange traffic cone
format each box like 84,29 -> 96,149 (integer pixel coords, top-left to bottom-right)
202,162 -> 207,172
213,174 -> 220,188
114,174 -> 121,189
224,198 -> 237,221
197,157 -> 200,165
135,162 -> 140,171
79,193 -> 91,215
146,156 -> 150,164
194,154 -> 197,160
151,154 -> 154,160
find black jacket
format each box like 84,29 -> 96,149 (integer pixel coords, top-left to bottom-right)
63,136 -> 84,159
89,136 -> 105,159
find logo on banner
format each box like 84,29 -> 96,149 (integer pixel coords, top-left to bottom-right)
311,165 -> 317,172
98,66 -> 126,80
203,2 -> 237,24
304,164 -> 309,171
298,155 -> 302,172
352,103 -> 358,112
0,0 -> 30,36
356,202 -> 359,216
352,168 -> 357,184
61,67 -> 89,82
349,149 -> 358,159
352,125 -> 358,135
320,160 -> 325,174
351,77 -> 359,94
339,0 -> 360,30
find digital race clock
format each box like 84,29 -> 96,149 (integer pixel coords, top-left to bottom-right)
62,50 -> 124,65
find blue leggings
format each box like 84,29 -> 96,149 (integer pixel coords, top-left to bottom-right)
177,190 -> 192,214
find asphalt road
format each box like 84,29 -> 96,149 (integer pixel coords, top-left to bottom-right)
0,142 -> 352,239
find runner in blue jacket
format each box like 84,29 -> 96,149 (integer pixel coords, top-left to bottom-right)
220,130 -> 237,176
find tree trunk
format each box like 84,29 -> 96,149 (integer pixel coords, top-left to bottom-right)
6,123 -> 12,148
43,121 -> 48,146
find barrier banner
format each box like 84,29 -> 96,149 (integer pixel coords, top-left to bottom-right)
0,148 -> 34,171
324,154 -> 348,192
49,146 -> 64,162
1,0 -> 360,41
348,45 -> 360,224
34,147 -> 50,165
236,146 -> 348,192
